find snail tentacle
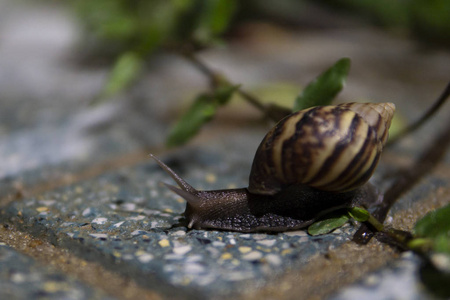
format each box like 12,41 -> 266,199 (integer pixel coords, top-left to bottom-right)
149,154 -> 197,194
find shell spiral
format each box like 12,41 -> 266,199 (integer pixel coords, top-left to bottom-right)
248,102 -> 395,195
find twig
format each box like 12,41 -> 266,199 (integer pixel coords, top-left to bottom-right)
388,82 -> 450,146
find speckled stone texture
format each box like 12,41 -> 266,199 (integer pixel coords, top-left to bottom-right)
0,243 -> 112,299
0,1 -> 449,299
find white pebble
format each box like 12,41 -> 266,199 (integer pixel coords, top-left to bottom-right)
82,208 -> 92,217
242,251 -> 263,261
137,253 -> 154,263
252,234 -> 268,240
127,215 -> 146,221
171,230 -> 186,237
173,246 -> 192,255
265,254 -> 282,266
212,241 -> 226,247
91,217 -> 108,225
130,230 -> 148,236
89,233 -> 108,239
112,221 -> 125,228
257,239 -> 276,247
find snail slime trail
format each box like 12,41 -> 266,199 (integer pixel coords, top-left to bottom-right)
152,102 -> 395,232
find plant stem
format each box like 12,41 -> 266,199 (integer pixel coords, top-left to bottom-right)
181,51 -> 291,121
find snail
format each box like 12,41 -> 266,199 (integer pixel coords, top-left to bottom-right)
151,102 -> 395,232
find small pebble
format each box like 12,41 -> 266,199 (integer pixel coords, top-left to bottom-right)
159,239 -> 170,247
281,249 -> 293,256
112,221 -> 125,228
136,252 -> 154,263
220,253 -> 233,260
130,230 -> 147,236
82,208 -> 92,217
265,254 -> 282,266
173,245 -> 192,255
238,246 -> 252,254
128,215 -> 145,221
212,241 -> 226,247
242,251 -> 263,261
91,217 -> 107,225
171,230 -> 186,237
252,234 -> 268,240
89,233 -> 108,239
257,239 -> 276,247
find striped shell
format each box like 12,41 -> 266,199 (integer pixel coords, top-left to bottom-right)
248,102 -> 395,195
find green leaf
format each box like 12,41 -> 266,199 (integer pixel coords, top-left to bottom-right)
414,204 -> 450,254
166,94 -> 219,147
414,204 -> 450,238
434,235 -> 450,254
293,58 -> 351,111
348,207 -> 370,222
308,214 -> 349,236
96,52 -> 143,103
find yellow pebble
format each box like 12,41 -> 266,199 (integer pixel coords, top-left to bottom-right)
158,239 -> 170,247
36,207 -> 48,212
135,250 -> 147,256
44,282 -> 66,292
231,259 -> 240,266
238,246 -> 252,254
220,253 -> 232,260
163,208 -> 173,213
281,249 -> 293,255
75,186 -> 83,194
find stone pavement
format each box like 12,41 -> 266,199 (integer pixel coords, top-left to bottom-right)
0,1 -> 449,299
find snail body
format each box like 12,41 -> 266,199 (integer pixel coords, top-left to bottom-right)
152,102 -> 395,232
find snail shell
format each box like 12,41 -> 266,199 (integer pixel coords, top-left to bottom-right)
248,102 -> 395,194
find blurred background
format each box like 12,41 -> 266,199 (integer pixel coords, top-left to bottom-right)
0,0 -> 449,179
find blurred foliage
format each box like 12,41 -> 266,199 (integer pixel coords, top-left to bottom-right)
317,0 -> 450,46
73,0 -> 238,100
74,0 -> 237,54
